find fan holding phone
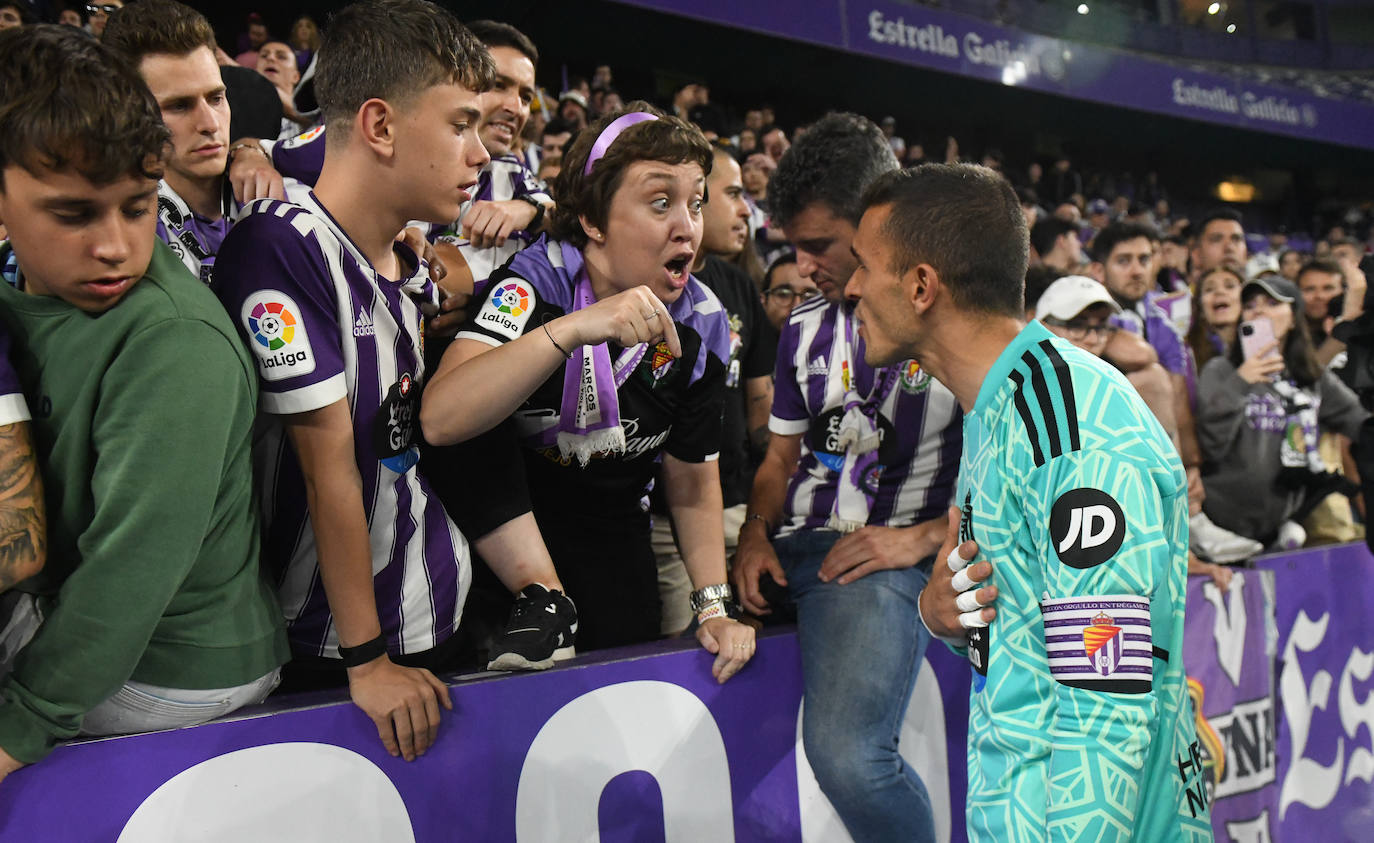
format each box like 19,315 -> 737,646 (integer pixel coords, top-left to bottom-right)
1196,274 -> 1369,548
1238,310 -> 1285,383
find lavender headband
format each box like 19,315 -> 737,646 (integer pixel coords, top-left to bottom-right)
582,112 -> 659,175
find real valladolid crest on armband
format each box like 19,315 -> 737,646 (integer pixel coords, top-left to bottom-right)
1041,595 -> 1154,693
241,290 -> 316,381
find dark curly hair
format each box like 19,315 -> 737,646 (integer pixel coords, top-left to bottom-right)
0,25 -> 169,186
548,101 -> 713,249
767,112 -> 897,229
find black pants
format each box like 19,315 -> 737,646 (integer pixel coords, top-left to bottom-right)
541,516 -> 661,652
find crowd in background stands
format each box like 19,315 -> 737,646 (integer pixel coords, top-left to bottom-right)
180,6 -> 1374,583
1,3 -> 1373,828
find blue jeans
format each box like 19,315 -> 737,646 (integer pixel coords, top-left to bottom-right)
775,529 -> 935,843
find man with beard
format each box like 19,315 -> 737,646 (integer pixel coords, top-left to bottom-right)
846,162 -> 1211,842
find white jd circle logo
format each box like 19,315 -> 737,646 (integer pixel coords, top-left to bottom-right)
1049,488 -> 1126,568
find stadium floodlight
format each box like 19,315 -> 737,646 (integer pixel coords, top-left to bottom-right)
1207,2 -> 1221,14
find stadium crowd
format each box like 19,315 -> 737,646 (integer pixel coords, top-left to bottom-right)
0,0 -> 1369,838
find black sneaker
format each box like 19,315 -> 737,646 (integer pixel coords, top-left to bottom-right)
486,584 -> 578,671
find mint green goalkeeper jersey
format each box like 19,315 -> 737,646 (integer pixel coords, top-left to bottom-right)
955,321 -> 1212,841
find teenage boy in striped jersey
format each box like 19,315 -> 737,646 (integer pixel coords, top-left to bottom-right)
848,164 -> 1211,840
249,21 -> 553,316
213,0 -> 574,763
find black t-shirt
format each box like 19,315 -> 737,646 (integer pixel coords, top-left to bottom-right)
456,238 -> 729,533
694,256 -> 777,506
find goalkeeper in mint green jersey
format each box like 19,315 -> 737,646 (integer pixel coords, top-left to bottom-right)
846,164 -> 1212,841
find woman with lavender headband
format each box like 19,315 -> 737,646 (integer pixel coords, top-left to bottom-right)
422,103 -> 755,681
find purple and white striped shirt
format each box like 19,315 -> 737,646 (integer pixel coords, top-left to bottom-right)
769,298 -> 962,537
213,191 -> 470,658
154,179 -> 231,285
263,125 -> 325,187
263,127 -> 549,294
434,154 -> 552,294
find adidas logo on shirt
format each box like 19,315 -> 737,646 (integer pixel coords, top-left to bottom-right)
806,355 -> 829,377
353,307 -> 375,338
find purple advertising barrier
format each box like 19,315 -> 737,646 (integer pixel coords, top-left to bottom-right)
34,545 -> 1374,843
1255,543 -> 1374,843
0,630 -> 974,842
1182,570 -> 1279,840
610,0 -> 1374,151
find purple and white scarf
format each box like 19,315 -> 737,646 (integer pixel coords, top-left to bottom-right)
555,242 -> 649,465
825,309 -> 898,532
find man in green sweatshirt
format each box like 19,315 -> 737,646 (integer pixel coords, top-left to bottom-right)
0,25 -> 288,787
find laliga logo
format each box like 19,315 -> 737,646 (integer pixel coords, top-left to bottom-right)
1050,488 -> 1125,568
495,282 -> 530,317
248,300 -> 309,369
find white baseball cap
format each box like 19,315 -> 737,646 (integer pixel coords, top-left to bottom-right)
1035,275 -> 1122,322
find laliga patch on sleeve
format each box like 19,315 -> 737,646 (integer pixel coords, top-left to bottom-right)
1041,594 -> 1152,693
1049,487 -> 1126,568
283,124 -> 325,149
241,290 -> 317,382
474,280 -> 538,341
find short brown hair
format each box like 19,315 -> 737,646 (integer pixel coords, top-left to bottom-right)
549,101 -> 713,248
102,0 -> 216,66
315,0 -> 495,133
861,164 -> 1028,319
0,25 -> 168,186
1298,257 -> 1345,285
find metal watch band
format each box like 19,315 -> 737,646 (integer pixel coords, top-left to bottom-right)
690,583 -> 734,614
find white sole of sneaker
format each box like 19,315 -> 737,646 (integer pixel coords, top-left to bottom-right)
487,653 -> 554,671
487,646 -> 576,672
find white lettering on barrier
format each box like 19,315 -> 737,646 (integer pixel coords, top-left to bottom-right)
1279,610 -> 1344,815
1210,697 -> 1276,799
1171,78 -> 1317,128
865,11 -> 1047,81
117,743 -> 415,842
1337,646 -> 1374,786
1205,572 -> 1248,686
866,11 -> 958,57
515,680 -> 734,842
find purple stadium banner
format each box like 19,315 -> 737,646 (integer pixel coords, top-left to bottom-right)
0,632 -> 972,842
3,545 -> 1370,840
1255,543 -> 1374,843
1182,570 -> 1278,840
613,0 -> 1374,151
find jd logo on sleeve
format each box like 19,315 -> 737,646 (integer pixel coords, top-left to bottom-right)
1049,488 -> 1125,568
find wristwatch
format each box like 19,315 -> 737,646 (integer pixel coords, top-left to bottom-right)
226,141 -> 266,168
690,583 -> 734,614
516,194 -> 546,231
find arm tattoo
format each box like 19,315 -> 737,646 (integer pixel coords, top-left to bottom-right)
0,423 -> 44,591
